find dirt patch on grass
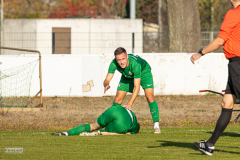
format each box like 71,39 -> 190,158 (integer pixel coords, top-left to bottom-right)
1,95 -> 240,131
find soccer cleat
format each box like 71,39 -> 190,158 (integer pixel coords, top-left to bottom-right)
194,140 -> 215,156
79,130 -> 101,136
51,132 -> 67,136
154,128 -> 161,134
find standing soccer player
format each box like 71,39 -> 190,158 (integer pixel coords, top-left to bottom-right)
191,0 -> 240,156
104,47 -> 160,134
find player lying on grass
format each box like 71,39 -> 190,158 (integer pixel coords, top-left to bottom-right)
104,47 -> 160,134
52,103 -> 140,136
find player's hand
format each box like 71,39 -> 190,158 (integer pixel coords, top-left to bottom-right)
104,85 -> 110,93
123,104 -> 132,110
190,53 -> 201,64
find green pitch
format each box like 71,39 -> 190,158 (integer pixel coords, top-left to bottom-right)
0,126 -> 239,159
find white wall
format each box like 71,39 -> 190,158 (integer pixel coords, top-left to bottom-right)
0,53 -> 229,97
3,19 -> 143,55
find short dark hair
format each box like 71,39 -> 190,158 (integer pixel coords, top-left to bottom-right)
114,47 -> 127,56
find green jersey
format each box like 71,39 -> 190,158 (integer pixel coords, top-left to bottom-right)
108,54 -> 151,79
97,104 -> 139,134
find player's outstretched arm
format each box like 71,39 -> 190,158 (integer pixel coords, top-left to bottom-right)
123,78 -> 141,110
100,132 -> 131,135
103,73 -> 114,93
190,37 -> 225,64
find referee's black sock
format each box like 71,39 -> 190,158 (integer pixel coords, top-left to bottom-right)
207,108 -> 233,145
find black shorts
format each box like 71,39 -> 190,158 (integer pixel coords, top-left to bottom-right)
225,57 -> 240,99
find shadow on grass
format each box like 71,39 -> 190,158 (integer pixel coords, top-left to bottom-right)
206,131 -> 240,137
147,140 -> 240,155
148,140 -> 194,149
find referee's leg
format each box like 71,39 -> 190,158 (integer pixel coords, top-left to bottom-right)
194,93 -> 236,155
221,94 -> 236,109
207,94 -> 236,145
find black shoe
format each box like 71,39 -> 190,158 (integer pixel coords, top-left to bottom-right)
194,140 -> 215,156
51,132 -> 66,136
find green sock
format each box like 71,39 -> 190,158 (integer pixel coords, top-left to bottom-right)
67,124 -> 91,135
149,101 -> 159,122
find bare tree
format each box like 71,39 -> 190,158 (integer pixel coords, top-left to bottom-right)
167,0 -> 201,52
48,0 -> 126,18
137,0 -> 158,23
213,0 -> 232,30
97,0 -> 126,18
4,0 -> 56,18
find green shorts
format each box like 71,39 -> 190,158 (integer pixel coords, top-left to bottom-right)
97,105 -> 132,133
117,72 -> 154,93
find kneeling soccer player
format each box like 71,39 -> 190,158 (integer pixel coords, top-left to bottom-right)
52,103 -> 140,136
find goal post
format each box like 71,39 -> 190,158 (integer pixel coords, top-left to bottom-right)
0,46 -> 43,108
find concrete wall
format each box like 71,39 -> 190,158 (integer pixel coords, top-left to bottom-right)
2,19 -> 143,55
3,20 -> 37,54
0,53 -> 228,97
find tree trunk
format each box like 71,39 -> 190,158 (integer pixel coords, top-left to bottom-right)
167,0 -> 201,53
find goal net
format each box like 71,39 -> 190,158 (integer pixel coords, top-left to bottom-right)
0,47 -> 43,109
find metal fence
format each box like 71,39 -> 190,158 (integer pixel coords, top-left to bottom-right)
1,31 -> 223,54
143,31 -> 169,53
143,31 -> 223,53
2,32 -> 143,55
201,31 -> 223,53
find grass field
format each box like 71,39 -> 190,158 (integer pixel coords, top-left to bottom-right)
0,126 -> 239,159
1,95 -> 240,159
